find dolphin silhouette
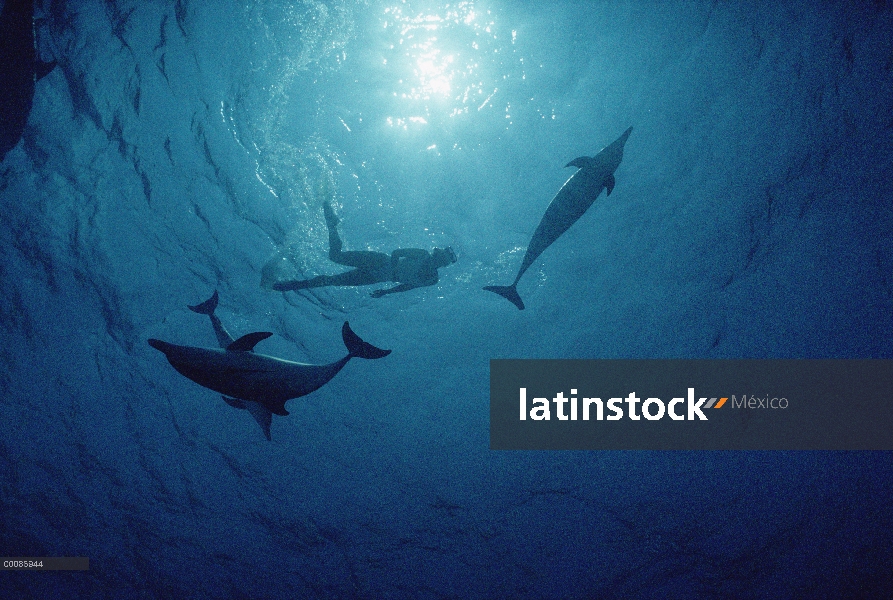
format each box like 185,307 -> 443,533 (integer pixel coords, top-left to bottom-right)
484,126 -> 633,309
148,291 -> 391,440
1,0 -> 57,162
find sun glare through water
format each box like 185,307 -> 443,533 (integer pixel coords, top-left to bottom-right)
379,1 -> 519,133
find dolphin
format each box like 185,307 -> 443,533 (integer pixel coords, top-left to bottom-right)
1,0 -> 57,162
484,126 -> 633,309
148,291 -> 391,440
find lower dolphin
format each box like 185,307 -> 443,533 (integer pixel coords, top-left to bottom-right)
148,291 -> 390,440
484,126 -> 633,309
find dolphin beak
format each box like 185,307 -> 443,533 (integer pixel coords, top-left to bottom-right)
148,339 -> 171,354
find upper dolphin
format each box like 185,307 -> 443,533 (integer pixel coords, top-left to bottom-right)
0,0 -> 57,162
148,291 -> 391,440
484,126 -> 633,309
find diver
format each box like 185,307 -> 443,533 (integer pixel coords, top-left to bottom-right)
271,202 -> 457,298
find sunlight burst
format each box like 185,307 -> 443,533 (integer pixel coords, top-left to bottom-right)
380,1 -> 509,129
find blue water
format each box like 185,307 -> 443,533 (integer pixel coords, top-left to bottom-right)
2,1 -> 892,597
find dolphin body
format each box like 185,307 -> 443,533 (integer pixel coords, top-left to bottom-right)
0,0 -> 57,162
484,126 -> 633,310
148,291 -> 391,440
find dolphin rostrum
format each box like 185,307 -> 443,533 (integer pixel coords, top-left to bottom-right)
484,126 -> 633,309
1,0 -> 57,162
148,291 -> 391,440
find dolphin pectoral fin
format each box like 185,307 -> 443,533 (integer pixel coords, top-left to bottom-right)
223,395 -> 273,440
36,60 -> 56,81
188,290 -> 219,315
565,156 -> 593,170
341,322 -> 392,359
222,396 -> 247,410
605,174 -> 616,196
247,402 -> 274,441
483,285 -> 525,310
227,331 -> 273,352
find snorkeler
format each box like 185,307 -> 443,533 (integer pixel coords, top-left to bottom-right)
271,201 -> 457,298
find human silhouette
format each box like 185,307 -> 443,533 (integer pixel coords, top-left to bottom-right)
271,202 -> 456,298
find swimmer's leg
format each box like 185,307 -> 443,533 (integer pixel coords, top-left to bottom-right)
323,202 -> 391,271
323,201 -> 343,257
273,269 -> 382,291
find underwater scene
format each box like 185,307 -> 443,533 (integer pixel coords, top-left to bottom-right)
1,0 -> 892,597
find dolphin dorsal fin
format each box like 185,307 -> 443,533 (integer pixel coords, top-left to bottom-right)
227,332 -> 273,352
565,156 -> 594,170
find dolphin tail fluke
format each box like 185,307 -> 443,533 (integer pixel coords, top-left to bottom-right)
188,290 -> 219,315
222,396 -> 272,441
342,322 -> 391,359
189,290 -> 234,349
483,285 -> 525,310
